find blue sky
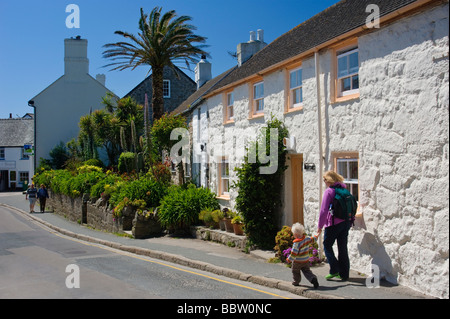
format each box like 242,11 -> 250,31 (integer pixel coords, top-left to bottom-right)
0,0 -> 339,119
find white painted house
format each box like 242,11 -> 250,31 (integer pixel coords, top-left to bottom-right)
177,0 -> 449,298
0,116 -> 34,191
29,36 -> 115,165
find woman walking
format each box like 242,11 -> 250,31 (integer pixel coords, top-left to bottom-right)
37,184 -> 49,213
317,171 -> 352,281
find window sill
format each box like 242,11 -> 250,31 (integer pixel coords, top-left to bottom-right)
285,105 -> 304,114
223,119 -> 235,125
248,112 -> 264,120
216,195 -> 230,201
333,93 -> 360,104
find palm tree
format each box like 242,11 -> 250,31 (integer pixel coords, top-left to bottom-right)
103,7 -> 209,122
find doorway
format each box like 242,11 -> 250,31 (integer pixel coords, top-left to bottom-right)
290,154 -> 304,225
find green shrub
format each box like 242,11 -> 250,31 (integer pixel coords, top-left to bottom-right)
33,169 -> 55,188
109,176 -> 167,209
90,173 -> 122,199
83,158 -> 104,168
118,152 -> 136,173
233,117 -> 289,249
158,184 -> 219,232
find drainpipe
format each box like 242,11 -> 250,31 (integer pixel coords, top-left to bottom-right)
315,51 -> 324,259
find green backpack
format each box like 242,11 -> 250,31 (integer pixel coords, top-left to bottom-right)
330,186 -> 357,225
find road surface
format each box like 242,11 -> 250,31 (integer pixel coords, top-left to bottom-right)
0,205 -> 302,300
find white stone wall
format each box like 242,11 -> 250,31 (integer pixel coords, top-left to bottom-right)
344,4 -> 449,298
199,3 -> 448,298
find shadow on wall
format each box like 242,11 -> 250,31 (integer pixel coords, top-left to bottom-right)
357,232 -> 398,285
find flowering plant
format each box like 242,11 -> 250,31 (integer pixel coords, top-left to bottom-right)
283,247 -> 292,260
309,246 -> 322,266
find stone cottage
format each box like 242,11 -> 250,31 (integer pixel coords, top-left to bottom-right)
176,0 -> 449,298
125,65 -> 196,125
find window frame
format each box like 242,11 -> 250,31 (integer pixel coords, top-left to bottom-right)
253,81 -> 264,115
337,47 -> 359,97
218,156 -> 230,198
332,152 -> 359,202
289,67 -> 303,109
332,39 -> 360,103
223,91 -> 234,124
163,80 -> 171,98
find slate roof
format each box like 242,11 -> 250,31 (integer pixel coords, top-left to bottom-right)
171,66 -> 237,116
0,118 -> 34,147
211,0 -> 420,92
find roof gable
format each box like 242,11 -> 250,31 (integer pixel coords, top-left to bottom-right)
0,119 -> 34,147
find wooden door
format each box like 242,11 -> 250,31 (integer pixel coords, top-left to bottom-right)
291,154 -> 304,225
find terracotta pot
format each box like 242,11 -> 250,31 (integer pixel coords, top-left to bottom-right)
223,218 -> 233,233
233,223 -> 244,236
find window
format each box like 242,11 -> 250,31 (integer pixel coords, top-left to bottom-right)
19,172 -> 29,183
336,157 -> 359,202
253,82 -> 264,114
289,68 -> 303,108
0,147 -> 5,160
226,91 -> 234,122
163,80 -> 170,98
21,148 -> 29,160
337,47 -> 359,97
218,157 -> 230,197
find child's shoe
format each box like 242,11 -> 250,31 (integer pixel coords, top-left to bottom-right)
311,278 -> 319,289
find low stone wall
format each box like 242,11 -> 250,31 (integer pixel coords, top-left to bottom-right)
192,226 -> 249,252
47,192 -> 84,223
47,191 -> 162,238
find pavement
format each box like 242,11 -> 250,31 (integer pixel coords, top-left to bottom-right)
0,191 -> 434,299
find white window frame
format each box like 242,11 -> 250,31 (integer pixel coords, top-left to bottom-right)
218,157 -> 230,197
336,157 -> 359,201
337,47 -> 359,97
226,91 -> 234,121
253,81 -> 264,114
289,67 -> 303,108
163,80 -> 171,98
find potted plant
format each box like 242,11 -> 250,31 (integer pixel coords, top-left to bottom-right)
223,209 -> 235,233
231,214 -> 244,236
212,209 -> 224,230
199,208 -> 218,228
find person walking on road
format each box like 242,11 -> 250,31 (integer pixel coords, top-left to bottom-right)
37,184 -> 49,213
317,171 -> 351,281
26,183 -> 38,213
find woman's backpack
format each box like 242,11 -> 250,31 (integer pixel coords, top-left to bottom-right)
329,186 -> 357,225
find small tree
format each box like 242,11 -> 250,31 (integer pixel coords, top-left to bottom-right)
49,141 -> 70,169
233,117 -> 289,249
151,113 -> 188,183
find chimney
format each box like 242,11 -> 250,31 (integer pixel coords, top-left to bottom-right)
195,55 -> 212,89
237,30 -> 267,67
96,74 -> 106,86
64,36 -> 89,78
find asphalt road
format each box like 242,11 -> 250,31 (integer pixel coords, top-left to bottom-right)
0,205 -> 303,300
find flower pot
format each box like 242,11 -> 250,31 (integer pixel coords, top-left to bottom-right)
219,219 -> 226,231
224,218 -> 233,233
233,223 -> 244,236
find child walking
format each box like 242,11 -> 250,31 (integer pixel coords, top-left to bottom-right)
286,223 -> 319,289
